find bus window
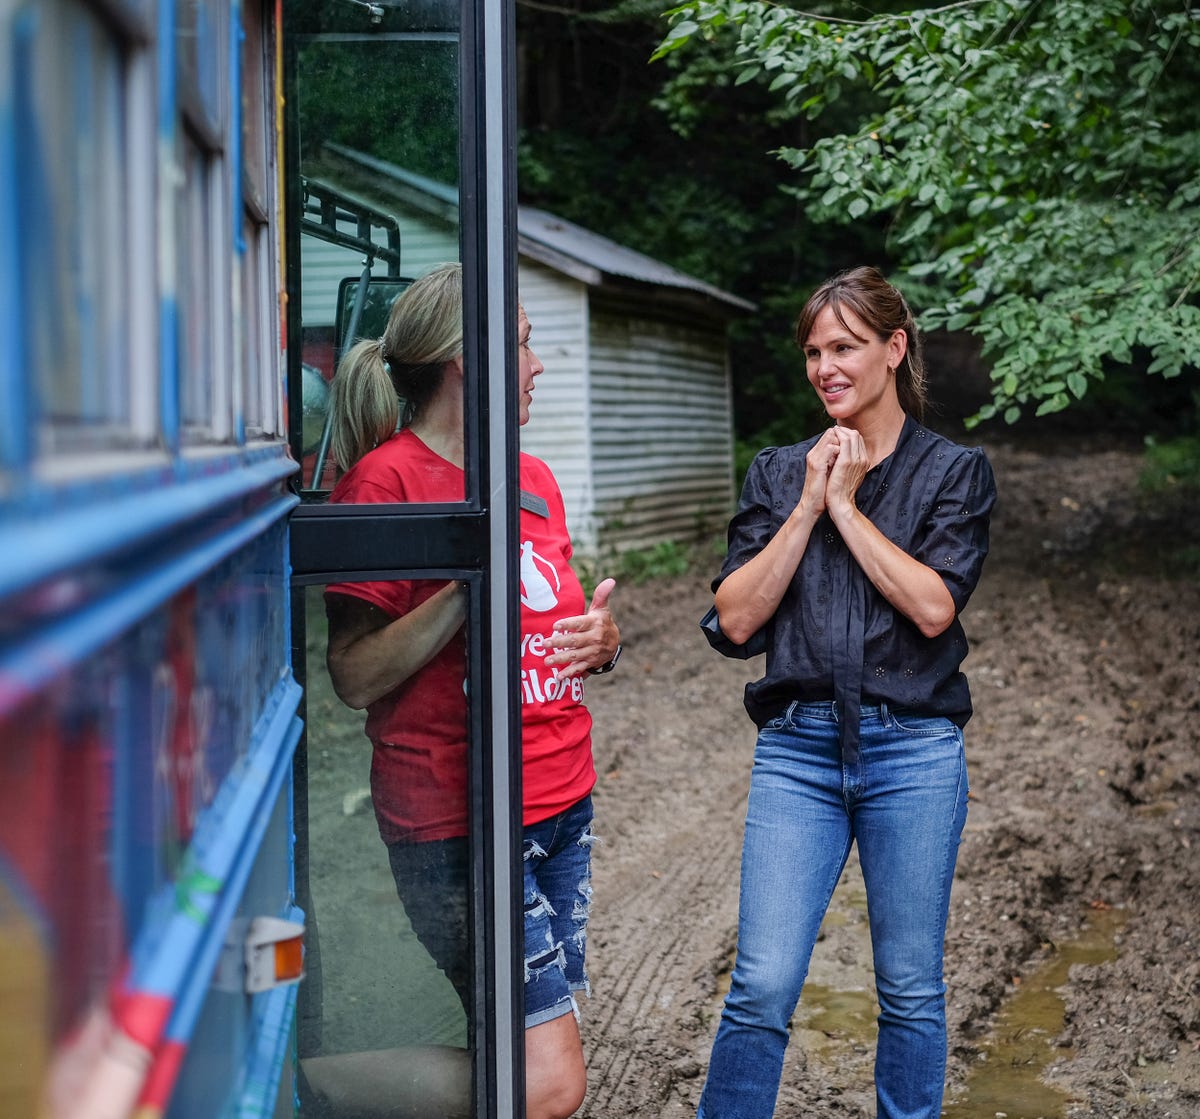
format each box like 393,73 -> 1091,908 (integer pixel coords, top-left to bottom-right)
16,1 -> 146,459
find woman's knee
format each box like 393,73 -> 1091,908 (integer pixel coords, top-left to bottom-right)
873,961 -> 946,1024
526,1065 -> 586,1119
723,961 -> 807,1030
525,1013 -> 586,1119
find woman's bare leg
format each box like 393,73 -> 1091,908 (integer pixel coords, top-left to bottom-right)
525,1012 -> 586,1119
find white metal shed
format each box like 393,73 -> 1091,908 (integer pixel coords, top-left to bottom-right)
300,144 -> 754,558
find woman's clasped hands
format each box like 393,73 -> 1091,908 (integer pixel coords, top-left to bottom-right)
802,425 -> 872,524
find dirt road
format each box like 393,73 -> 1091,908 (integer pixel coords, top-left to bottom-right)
579,439 -> 1200,1119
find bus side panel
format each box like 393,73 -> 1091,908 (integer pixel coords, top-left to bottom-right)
0,512 -> 302,1118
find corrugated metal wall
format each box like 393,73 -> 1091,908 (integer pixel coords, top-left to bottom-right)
517,262 -> 594,552
588,301 -> 735,555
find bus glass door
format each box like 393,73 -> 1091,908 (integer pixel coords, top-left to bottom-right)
283,1 -> 522,1116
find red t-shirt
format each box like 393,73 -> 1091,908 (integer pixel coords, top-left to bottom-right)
326,429 -> 596,843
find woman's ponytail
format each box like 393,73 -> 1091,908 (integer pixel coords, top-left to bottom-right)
328,261 -> 465,472
329,338 -> 400,471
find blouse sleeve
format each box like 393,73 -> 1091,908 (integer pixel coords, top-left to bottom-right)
712,446 -> 783,592
914,445 -> 997,612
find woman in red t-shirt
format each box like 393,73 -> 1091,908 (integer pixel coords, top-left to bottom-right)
321,262 -> 620,1119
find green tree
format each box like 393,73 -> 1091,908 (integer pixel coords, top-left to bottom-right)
516,0 -> 843,442
654,0 -> 1200,426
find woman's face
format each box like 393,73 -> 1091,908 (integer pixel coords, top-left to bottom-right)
517,306 -> 544,427
802,304 -> 905,424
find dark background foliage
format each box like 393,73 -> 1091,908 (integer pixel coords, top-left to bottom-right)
513,0 -> 1200,462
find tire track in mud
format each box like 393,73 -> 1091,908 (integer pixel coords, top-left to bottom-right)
580,819 -> 743,1115
581,606 -> 757,1117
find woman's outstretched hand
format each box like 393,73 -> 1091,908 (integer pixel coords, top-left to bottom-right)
545,577 -> 619,678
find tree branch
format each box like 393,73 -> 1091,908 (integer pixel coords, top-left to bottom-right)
785,0 -> 993,28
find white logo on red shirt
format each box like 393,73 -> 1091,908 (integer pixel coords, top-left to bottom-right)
519,539 -> 560,611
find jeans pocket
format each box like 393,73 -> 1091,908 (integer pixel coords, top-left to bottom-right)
887,710 -> 958,738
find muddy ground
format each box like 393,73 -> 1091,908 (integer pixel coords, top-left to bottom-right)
578,436 -> 1200,1119
303,433 -> 1200,1118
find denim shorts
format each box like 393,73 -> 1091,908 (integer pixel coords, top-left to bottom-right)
387,794 -> 597,1030
522,794 -> 597,1027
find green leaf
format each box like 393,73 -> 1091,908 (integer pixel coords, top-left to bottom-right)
1035,393 -> 1070,416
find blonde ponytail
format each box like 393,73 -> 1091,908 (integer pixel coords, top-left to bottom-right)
329,338 -> 400,470
328,262 -> 465,471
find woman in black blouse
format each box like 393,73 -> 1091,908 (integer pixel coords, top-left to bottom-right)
696,267 -> 996,1119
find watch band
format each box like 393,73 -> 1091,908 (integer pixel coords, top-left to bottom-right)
589,643 -> 622,675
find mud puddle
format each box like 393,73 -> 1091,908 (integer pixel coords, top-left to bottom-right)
942,906 -> 1129,1119
715,885 -> 1128,1118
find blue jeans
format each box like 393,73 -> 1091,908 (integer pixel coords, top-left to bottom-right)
697,702 -> 969,1119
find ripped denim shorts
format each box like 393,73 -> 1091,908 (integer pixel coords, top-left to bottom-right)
522,794 -> 597,1028
387,794 -> 597,1030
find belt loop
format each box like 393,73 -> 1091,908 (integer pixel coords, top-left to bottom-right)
785,699 -> 799,725
830,700 -> 839,724
880,701 -> 891,726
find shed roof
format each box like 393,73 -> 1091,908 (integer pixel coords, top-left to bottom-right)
320,143 -> 755,316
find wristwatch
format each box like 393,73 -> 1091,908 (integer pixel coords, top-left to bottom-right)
589,643 -> 622,675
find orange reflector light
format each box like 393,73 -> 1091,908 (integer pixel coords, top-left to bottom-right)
245,915 -> 306,993
274,935 -> 305,982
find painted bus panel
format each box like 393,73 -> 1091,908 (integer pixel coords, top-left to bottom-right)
0,1 -> 302,1115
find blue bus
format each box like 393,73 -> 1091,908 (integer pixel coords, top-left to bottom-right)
1,1 -> 527,1115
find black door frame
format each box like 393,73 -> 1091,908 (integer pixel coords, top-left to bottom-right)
282,0 -> 523,1112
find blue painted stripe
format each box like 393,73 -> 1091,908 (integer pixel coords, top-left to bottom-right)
229,905 -> 304,1119
231,0 -> 244,255
5,9 -> 39,472
0,17 -> 24,474
0,491 -> 297,718
158,0 -> 179,451
230,0 -> 247,447
0,452 -> 296,604
131,675 -> 302,1012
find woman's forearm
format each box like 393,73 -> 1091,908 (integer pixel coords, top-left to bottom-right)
830,506 -> 955,637
714,502 -> 822,644
327,583 -> 467,709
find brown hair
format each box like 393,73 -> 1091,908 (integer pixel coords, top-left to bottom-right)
329,262 -> 464,469
794,266 -> 927,421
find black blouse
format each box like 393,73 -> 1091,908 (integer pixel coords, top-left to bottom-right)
712,416 -> 997,758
